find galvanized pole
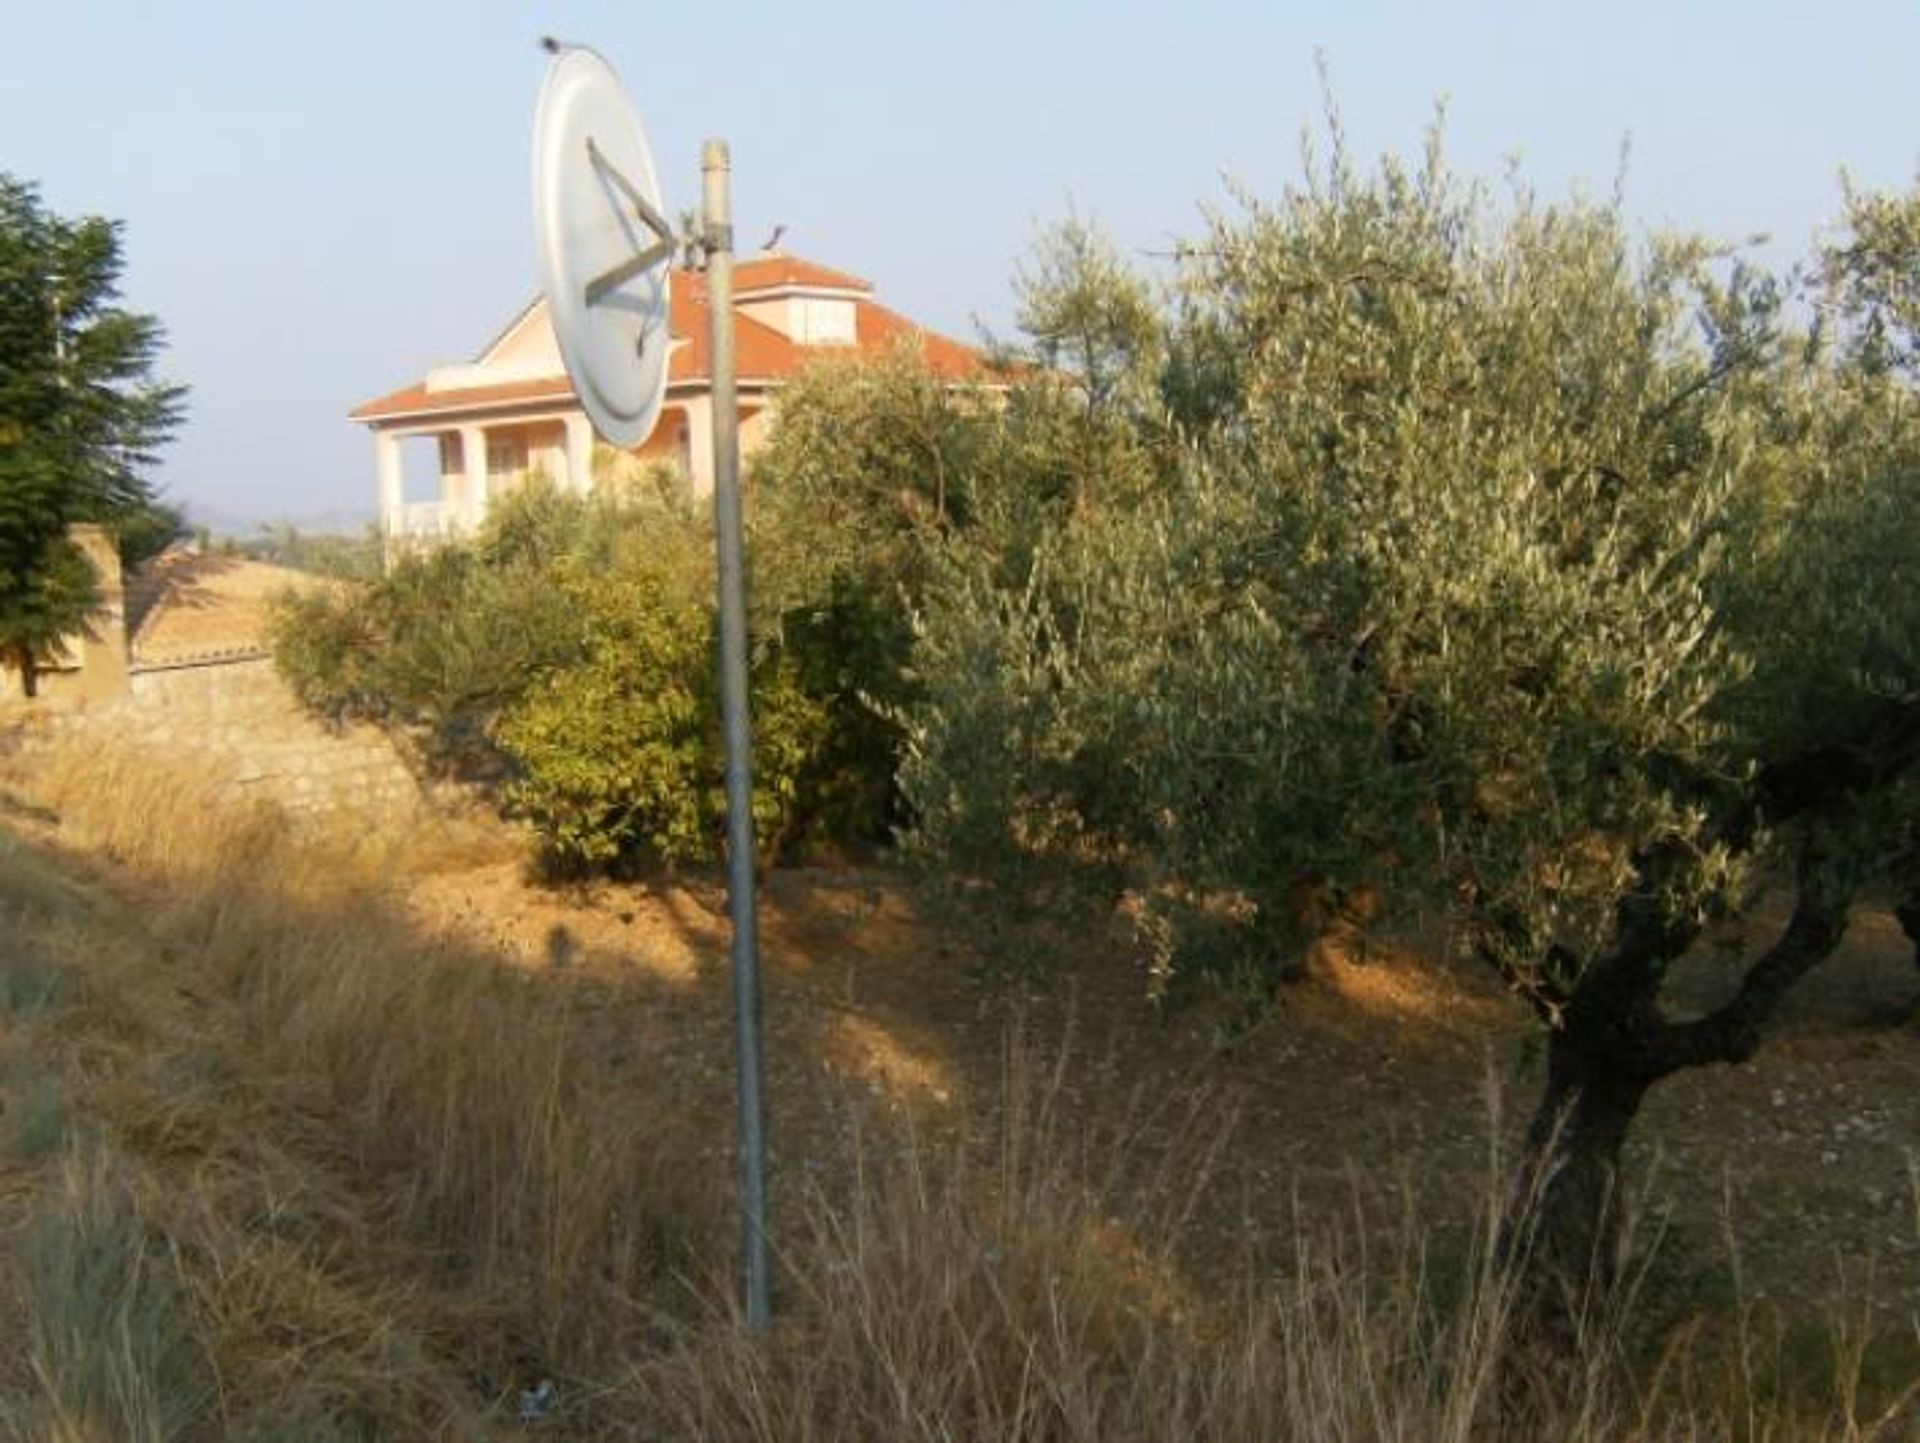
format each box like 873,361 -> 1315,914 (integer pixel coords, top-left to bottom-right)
702,138 -> 771,1331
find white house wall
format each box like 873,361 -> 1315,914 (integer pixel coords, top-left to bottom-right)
427,309 -> 567,393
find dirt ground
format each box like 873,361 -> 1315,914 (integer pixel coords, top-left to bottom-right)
405,856 -> 1920,1322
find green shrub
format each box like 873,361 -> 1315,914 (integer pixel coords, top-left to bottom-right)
775,571 -> 918,850
270,582 -> 380,715
494,564 -> 714,869
270,483 -> 612,772
267,451 -> 951,871
494,557 -> 829,873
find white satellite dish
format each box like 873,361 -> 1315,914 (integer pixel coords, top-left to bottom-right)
531,43 -> 772,1333
532,47 -> 673,447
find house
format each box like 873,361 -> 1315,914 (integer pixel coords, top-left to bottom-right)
349,251 -> 988,542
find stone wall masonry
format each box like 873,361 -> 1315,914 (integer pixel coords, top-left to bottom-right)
1,653 -> 422,822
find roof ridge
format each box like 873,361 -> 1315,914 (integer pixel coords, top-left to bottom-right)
473,297 -> 547,366
353,261 -> 993,420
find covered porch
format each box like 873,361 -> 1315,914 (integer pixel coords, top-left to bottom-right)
370,398 -> 714,547
373,409 -> 594,543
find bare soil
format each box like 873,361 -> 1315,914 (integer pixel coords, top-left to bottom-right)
406,857 -> 1920,1320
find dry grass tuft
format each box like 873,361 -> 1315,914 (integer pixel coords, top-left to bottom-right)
1,735 -> 1916,1438
624,1062 -> 1557,1443
6,1142 -> 214,1442
4,736 -> 719,1433
625,1092 -> 1918,1443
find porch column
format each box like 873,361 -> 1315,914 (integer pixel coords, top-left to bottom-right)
374,430 -> 404,534
460,424 -> 489,529
564,412 -> 595,494
683,397 -> 716,498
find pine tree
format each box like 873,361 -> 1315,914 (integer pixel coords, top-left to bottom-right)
0,175 -> 184,694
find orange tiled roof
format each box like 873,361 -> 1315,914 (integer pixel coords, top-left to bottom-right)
665,271 -> 801,383
349,374 -> 577,423
854,299 -> 986,379
350,252 -> 989,426
732,253 -> 872,294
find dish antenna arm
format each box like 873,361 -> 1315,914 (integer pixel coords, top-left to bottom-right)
583,137 -> 679,305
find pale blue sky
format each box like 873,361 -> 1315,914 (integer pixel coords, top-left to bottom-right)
5,2 -> 1916,528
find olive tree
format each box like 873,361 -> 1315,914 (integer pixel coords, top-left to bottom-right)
903,134 -> 1920,1312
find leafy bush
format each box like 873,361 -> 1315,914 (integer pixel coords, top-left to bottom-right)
494,565 -> 713,867
270,484 -> 618,773
774,571 -> 919,849
271,581 -> 380,713
273,476 -> 859,871
748,324 -> 1162,851
492,553 -> 830,873
903,137 -> 1764,988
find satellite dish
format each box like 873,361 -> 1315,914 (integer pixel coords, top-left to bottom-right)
529,49 -> 772,1333
532,47 -> 673,447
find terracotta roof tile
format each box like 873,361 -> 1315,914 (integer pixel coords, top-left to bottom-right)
348,374 -> 577,422
351,251 -> 992,425
664,274 -> 804,383
854,301 -> 989,379
732,253 -> 872,294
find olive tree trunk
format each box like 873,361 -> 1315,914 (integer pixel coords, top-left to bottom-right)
1515,1035 -> 1651,1307
1502,842 -> 1857,1344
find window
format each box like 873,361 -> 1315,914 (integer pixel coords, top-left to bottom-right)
797,298 -> 856,345
487,434 -> 526,480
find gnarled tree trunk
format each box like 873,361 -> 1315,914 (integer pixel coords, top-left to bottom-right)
1516,1034 -> 1650,1303
1503,839 -> 1858,1346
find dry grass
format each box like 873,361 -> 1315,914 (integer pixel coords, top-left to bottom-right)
0,735 -> 1915,1438
619,1068 -> 1920,1442
6,1142 -> 215,1442
2,738 -> 717,1436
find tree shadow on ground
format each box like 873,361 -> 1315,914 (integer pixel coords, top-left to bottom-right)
6,791 -> 1920,1436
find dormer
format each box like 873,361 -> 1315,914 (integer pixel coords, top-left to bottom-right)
734,252 -> 872,348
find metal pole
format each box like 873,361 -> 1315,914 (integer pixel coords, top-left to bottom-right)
702,137 -> 771,1331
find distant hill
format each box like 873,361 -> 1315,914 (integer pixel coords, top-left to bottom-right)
184,504 -> 375,541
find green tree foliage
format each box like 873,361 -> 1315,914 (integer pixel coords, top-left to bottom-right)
495,558 -> 827,872
0,176 -> 184,693
102,499 -> 186,573
749,346 -> 1001,843
1817,177 -> 1920,378
752,345 -> 994,604
748,237 -> 1175,846
273,523 -> 583,766
897,131 -> 1920,1309
1007,214 -> 1170,516
1015,213 -> 1166,416
274,480 -> 838,871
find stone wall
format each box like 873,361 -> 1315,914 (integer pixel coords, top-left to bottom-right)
1,654 -> 420,821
